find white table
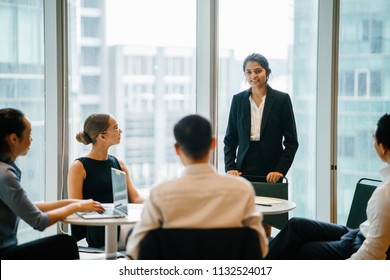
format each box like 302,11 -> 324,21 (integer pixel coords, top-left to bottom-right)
255,196 -> 296,215
64,198 -> 295,259
63,203 -> 143,259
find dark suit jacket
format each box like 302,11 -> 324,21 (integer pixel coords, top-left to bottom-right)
224,85 -> 298,176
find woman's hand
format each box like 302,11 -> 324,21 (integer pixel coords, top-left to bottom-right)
77,199 -> 104,213
45,199 -> 105,226
227,170 -> 242,176
266,172 -> 283,183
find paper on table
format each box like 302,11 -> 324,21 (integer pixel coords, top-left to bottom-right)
255,196 -> 284,205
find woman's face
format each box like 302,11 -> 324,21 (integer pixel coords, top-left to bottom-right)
103,116 -> 122,145
244,61 -> 268,89
15,117 -> 32,157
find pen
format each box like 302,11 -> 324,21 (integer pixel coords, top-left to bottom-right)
258,203 -> 272,207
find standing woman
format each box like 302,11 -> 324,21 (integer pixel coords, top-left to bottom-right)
0,108 -> 103,259
67,113 -> 143,248
224,53 -> 298,183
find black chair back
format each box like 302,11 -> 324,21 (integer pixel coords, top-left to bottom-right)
346,178 -> 381,228
138,227 -> 262,260
243,175 -> 289,229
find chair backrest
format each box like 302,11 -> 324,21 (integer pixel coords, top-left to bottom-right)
138,227 -> 262,260
244,176 -> 289,229
346,178 -> 381,229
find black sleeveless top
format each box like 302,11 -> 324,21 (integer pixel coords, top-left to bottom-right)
72,155 -> 122,248
77,155 -> 122,203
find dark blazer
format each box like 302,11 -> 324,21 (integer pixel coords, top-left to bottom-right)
224,85 -> 298,176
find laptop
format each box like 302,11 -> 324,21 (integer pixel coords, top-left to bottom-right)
77,168 -> 128,219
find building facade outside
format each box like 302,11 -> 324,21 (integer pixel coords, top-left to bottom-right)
0,0 -> 45,243
336,0 -> 390,223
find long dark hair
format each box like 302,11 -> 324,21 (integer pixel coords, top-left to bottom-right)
0,108 -> 26,153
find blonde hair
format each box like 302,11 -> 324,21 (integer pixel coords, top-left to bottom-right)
76,114 -> 110,145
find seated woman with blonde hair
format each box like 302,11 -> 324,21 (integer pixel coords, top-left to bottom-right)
68,113 -> 143,249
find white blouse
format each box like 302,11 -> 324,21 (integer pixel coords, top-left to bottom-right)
249,95 -> 266,141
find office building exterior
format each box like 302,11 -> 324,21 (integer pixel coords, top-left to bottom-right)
293,0 -> 390,222
108,45 -> 196,187
0,0 -> 45,242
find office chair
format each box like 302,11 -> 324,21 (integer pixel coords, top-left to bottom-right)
346,177 -> 381,229
138,227 -> 263,260
244,175 -> 289,229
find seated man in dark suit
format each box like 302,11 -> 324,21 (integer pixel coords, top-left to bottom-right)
126,114 -> 268,259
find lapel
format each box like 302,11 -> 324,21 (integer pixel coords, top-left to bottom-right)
241,89 -> 251,135
260,85 -> 275,135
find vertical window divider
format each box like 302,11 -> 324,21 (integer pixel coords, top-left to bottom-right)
316,0 -> 338,222
44,0 -> 68,234
330,0 -> 340,223
196,0 -> 219,167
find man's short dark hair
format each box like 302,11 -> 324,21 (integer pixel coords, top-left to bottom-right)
376,113 -> 390,149
174,114 -> 212,160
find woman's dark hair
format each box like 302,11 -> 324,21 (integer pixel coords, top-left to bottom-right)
242,53 -> 272,75
375,113 -> 390,149
0,108 -> 26,153
76,113 -> 111,145
173,114 -> 212,160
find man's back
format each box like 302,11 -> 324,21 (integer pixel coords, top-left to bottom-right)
150,163 -> 257,228
126,163 -> 267,259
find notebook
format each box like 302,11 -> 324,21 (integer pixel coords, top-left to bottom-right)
77,167 -> 128,219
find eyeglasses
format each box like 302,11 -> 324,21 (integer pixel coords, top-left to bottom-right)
101,125 -> 121,134
244,68 -> 263,76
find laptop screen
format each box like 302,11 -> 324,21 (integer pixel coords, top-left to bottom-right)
111,168 -> 128,214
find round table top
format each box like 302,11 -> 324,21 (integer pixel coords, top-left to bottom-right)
64,197 -> 296,226
255,196 -> 296,215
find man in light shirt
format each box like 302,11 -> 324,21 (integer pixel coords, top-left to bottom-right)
266,113 -> 390,260
126,114 -> 268,259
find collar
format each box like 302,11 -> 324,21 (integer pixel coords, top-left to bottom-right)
379,165 -> 390,182
0,152 -> 21,179
246,84 -> 273,97
249,94 -> 266,104
182,163 -> 216,176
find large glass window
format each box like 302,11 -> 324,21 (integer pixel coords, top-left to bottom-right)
68,0 -> 196,189
0,0 -> 45,243
4,0 -> 389,249
218,0 -> 319,219
337,0 -> 390,224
